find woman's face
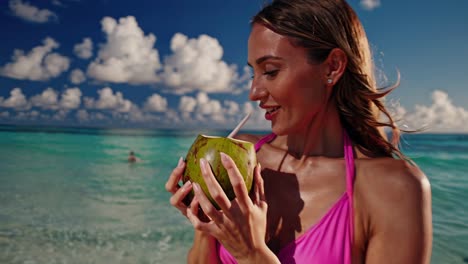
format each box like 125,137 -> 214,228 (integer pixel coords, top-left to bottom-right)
248,24 -> 331,135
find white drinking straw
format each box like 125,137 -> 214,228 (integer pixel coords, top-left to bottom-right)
227,111 -> 251,138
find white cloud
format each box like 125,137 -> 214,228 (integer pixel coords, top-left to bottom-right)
179,96 -> 197,113
126,107 -> 146,122
27,87 -> 82,111
60,87 -> 82,109
44,53 -> 70,77
177,92 -> 250,126
30,87 -> 59,109
237,66 -> 253,91
396,90 -> 468,133
93,112 -> 107,121
76,109 -> 89,122
15,110 -> 41,120
144,93 -> 167,112
162,33 -> 241,94
0,87 -> 82,121
224,100 -> 240,116
173,92 -> 270,129
177,93 -> 221,123
0,37 -> 70,81
52,109 -> 70,120
178,92 -> 222,115
87,16 -> 161,84
76,110 -> 109,123
360,0 -> 381,11
70,68 -> 86,84
83,18 -> 250,91
0,89 -> 268,130
9,0 -> 57,23
0,88 -> 30,110
30,110 -> 40,118
196,93 -> 222,115
74,38 -> 93,59
84,87 -> 133,113
164,109 -> 181,124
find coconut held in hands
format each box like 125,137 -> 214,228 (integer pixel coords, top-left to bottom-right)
182,135 -> 257,209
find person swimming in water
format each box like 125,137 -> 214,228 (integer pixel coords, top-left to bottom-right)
128,151 -> 139,163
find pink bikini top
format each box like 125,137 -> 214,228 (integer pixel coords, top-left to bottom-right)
216,133 -> 355,264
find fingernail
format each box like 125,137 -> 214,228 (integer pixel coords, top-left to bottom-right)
182,180 -> 192,190
193,182 -> 200,193
220,152 -> 229,164
199,159 -> 207,174
257,162 -> 262,171
177,157 -> 184,168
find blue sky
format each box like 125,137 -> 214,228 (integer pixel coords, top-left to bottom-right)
0,0 -> 467,132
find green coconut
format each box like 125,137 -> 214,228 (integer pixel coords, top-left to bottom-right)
182,134 -> 257,209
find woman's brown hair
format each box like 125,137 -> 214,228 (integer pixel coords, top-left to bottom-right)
252,0 -> 406,159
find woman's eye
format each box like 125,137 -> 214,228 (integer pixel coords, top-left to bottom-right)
251,69 -> 279,80
263,69 -> 279,77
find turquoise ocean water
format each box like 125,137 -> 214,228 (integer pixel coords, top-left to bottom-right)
0,124 -> 467,264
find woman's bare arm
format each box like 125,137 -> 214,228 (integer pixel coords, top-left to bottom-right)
187,230 -> 220,264
362,160 -> 432,263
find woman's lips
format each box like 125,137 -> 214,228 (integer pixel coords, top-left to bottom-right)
265,106 -> 280,120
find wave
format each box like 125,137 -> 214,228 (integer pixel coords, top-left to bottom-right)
0,225 -> 193,264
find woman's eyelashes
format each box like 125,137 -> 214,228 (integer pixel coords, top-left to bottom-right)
263,69 -> 279,77
251,69 -> 279,80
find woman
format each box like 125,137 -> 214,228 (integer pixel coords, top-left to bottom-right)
166,0 -> 432,263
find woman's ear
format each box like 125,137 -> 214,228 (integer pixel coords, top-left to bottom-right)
324,48 -> 347,85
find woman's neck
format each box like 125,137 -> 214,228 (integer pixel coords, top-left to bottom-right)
279,102 -> 344,159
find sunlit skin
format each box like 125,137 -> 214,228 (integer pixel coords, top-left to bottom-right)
247,23 -> 346,159
165,23 -> 432,264
248,25 -> 329,136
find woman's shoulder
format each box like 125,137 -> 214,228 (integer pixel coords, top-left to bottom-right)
353,159 -> 432,262
355,158 -> 431,227
356,158 -> 429,195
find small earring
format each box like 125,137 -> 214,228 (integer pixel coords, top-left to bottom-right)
327,78 -> 333,84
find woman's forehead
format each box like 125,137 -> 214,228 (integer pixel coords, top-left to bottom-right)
248,24 -> 307,66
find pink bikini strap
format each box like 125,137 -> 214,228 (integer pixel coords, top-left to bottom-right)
343,131 -> 355,245
343,132 -> 354,197
254,133 -> 277,152
343,132 -> 355,197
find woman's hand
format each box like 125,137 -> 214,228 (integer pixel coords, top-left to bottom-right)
165,157 -> 194,217
186,152 -> 277,263
166,158 -> 220,264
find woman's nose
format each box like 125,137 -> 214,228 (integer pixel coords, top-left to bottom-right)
249,81 -> 268,101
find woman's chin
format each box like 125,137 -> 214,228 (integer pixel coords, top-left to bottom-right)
271,124 -> 287,136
